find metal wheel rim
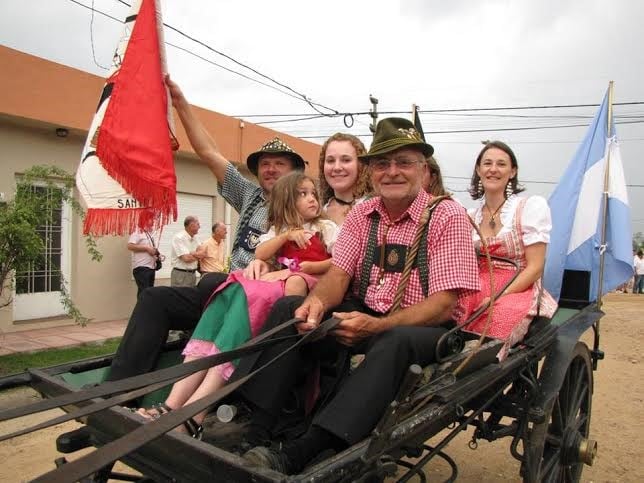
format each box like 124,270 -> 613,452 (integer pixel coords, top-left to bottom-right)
537,346 -> 593,483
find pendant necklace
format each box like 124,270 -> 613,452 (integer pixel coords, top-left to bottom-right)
485,199 -> 506,229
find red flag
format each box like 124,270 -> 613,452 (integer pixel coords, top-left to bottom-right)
78,0 -> 177,236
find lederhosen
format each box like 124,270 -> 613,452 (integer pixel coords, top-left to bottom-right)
358,210 -> 430,303
235,205 -> 437,439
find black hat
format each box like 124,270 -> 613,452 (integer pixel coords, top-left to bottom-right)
246,137 -> 306,175
359,117 -> 434,162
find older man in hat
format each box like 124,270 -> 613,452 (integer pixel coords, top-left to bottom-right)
106,76 -> 305,381
241,117 -> 479,474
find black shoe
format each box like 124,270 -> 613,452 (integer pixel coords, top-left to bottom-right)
243,446 -> 295,474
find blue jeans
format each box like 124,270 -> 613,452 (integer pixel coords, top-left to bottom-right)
634,275 -> 644,294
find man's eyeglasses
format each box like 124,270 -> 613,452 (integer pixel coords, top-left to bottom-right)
369,157 -> 420,172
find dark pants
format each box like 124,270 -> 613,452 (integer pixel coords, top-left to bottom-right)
236,296 -> 448,445
107,272 -> 227,381
634,274 -> 644,294
132,266 -> 155,298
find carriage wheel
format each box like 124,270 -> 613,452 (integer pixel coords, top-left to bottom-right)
524,342 -> 597,483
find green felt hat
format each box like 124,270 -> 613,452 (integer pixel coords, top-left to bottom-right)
246,137 -> 305,175
359,117 -> 434,162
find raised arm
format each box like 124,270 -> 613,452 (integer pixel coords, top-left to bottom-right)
165,75 -> 229,183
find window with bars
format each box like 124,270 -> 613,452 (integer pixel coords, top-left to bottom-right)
15,186 -> 63,294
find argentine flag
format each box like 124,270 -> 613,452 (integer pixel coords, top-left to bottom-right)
543,87 -> 632,301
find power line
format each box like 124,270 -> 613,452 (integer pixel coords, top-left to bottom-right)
296,118 -> 644,139
70,0 -> 342,116
165,41 -> 304,102
233,101 -> 644,119
443,175 -> 644,188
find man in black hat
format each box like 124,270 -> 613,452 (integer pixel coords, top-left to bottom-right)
241,117 -> 479,474
106,76 -> 305,381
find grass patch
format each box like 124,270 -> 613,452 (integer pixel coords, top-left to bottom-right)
0,338 -> 121,377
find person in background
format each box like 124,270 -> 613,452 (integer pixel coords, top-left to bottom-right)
422,155 -> 448,196
199,222 -> 227,273
318,133 -> 371,227
460,141 -> 558,361
633,249 -> 644,294
127,222 -> 160,298
170,215 -> 204,287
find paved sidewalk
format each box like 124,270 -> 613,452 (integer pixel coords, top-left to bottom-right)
0,319 -> 127,356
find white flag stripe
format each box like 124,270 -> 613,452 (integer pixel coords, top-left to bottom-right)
607,138 -> 628,205
567,148 -> 605,254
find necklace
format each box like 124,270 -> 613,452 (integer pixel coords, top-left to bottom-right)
333,196 -> 354,206
484,199 -> 506,229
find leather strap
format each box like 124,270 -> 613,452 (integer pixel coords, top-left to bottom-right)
0,317 -> 302,424
0,332 -> 301,443
32,317 -> 341,483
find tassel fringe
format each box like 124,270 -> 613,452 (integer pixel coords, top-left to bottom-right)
83,206 -> 176,236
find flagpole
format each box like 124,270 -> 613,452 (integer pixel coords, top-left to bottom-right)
595,81 -> 614,308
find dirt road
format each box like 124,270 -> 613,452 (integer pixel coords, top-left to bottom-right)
0,293 -> 642,482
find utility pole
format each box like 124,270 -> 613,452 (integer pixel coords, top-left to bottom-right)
369,94 -> 379,134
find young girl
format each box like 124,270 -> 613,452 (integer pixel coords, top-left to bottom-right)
137,172 -> 338,436
254,171 -> 338,295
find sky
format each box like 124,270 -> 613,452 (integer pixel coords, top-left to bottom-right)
1,0 -> 643,233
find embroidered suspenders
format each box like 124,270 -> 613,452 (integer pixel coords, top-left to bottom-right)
358,196 -> 448,307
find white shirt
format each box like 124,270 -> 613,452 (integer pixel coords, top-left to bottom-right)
128,230 -> 156,270
171,230 -> 201,270
634,255 -> 644,275
469,194 -> 552,246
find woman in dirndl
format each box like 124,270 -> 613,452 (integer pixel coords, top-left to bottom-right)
461,141 -> 557,361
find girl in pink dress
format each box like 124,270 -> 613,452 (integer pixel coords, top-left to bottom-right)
461,141 -> 557,361
137,172 -> 337,434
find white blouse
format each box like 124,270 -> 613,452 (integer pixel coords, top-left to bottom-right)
468,194 -> 552,246
258,219 -> 339,254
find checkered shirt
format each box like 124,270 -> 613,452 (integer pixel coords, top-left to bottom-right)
333,190 -> 479,319
218,163 -> 268,271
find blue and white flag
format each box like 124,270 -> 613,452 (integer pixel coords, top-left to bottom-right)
543,88 -> 632,301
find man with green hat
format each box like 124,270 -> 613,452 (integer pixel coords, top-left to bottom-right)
106,76 -> 305,381
241,117 -> 480,474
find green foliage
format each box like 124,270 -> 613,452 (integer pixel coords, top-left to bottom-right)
0,165 -> 102,325
634,232 -> 644,251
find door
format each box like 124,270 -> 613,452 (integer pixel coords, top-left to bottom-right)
13,186 -> 72,320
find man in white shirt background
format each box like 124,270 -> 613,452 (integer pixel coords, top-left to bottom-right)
127,223 -> 160,298
171,215 -> 204,287
198,221 -> 227,274
633,249 -> 644,294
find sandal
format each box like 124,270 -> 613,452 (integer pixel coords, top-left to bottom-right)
135,403 -> 203,440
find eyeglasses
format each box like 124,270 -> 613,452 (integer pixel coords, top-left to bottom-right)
369,157 -> 420,172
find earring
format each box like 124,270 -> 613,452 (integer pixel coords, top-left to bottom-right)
505,179 -> 513,198
477,179 -> 483,195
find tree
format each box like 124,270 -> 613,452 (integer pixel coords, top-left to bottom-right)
633,232 -> 644,251
0,165 -> 101,325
